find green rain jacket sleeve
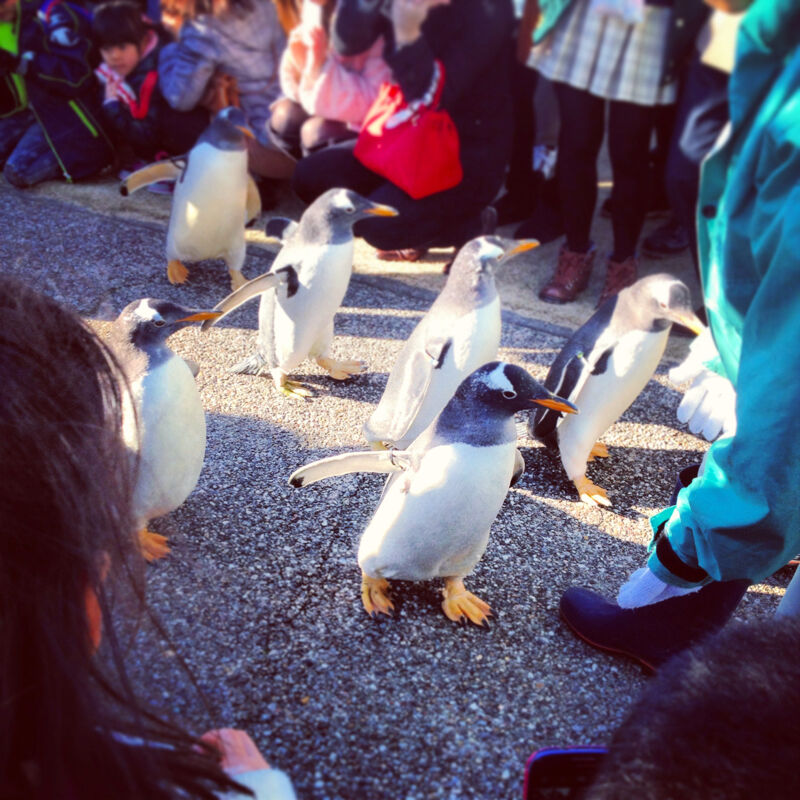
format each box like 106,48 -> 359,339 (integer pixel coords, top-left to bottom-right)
648,29 -> 800,588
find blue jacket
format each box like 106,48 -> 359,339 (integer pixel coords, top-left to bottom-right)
648,0 -> 800,588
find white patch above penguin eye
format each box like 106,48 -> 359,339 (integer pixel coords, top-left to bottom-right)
652,280 -> 679,309
476,239 -> 504,262
481,363 -> 515,392
134,299 -> 162,323
332,190 -> 356,213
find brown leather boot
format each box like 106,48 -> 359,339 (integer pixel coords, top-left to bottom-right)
538,244 -> 596,304
596,254 -> 639,308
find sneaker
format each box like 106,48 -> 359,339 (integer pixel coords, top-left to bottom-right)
643,217 -> 690,258
376,247 -> 428,262
538,244 -> 596,304
560,580 -> 750,672
596,254 -> 638,308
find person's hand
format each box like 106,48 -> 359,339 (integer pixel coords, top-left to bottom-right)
392,0 -> 451,47
200,72 -> 239,113
669,327 -> 737,441
161,7 -> 183,38
104,74 -> 121,102
307,25 -> 328,75
201,729 -> 270,776
617,566 -> 702,608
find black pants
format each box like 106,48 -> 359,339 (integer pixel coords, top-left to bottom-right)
292,136 -> 507,251
554,81 -> 663,261
666,54 -> 729,269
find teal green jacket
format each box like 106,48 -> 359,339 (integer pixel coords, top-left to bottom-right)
649,0 -> 800,588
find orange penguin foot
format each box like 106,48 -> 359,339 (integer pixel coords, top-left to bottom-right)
442,577 -> 492,626
276,376 -> 315,399
361,573 -> 394,617
167,259 -> 189,284
587,441 -> 609,462
316,355 -> 367,381
138,528 -> 171,561
574,475 -> 612,508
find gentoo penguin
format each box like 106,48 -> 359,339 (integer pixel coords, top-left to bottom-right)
363,236 -> 538,450
202,188 -> 398,398
120,107 -> 261,291
109,299 -> 221,560
289,362 -> 577,625
529,274 -> 704,507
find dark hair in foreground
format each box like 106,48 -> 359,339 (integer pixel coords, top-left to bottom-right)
0,277 -> 247,799
93,0 -> 152,47
587,618 -> 800,800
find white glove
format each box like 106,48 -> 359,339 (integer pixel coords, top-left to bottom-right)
617,567 -> 702,609
669,327 -> 737,441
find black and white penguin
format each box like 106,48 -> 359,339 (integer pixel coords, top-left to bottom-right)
289,362 -> 577,625
203,188 -> 398,398
120,107 -> 261,290
110,299 -> 221,560
363,236 -> 538,450
529,273 -> 705,507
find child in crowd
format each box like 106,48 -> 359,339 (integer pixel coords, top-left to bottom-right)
92,0 -> 207,172
0,0 -> 114,187
0,276 -> 297,799
158,0 -> 296,182
268,0 -> 390,159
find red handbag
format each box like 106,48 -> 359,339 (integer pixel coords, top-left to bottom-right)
354,60 -> 463,200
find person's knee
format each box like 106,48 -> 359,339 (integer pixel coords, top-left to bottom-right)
269,98 -> 305,140
300,117 -> 354,154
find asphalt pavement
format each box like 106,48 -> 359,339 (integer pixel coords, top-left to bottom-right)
0,180 -> 789,800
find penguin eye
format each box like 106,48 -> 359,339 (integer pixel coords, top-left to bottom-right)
153,319 -> 165,327
345,206 -> 355,214
502,390 -> 517,400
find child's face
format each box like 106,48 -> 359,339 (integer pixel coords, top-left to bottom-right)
0,0 -> 17,23
100,42 -> 140,78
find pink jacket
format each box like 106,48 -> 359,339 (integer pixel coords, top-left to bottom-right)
279,24 -> 390,128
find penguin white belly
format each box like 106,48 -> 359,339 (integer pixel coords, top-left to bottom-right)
400,299 -> 501,447
131,355 -> 207,523
358,441 -> 514,581
167,145 -> 248,261
558,328 -> 669,479
273,242 -> 354,371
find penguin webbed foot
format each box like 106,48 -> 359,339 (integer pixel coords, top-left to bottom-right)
586,441 -> 609,462
361,573 -> 394,617
167,260 -> 189,285
138,528 -> 171,562
278,378 -> 315,399
573,475 -> 612,508
442,577 -> 492,627
316,356 -> 367,381
228,269 -> 247,291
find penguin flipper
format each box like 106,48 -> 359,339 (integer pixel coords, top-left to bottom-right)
368,337 -> 453,445
120,160 -> 184,195
201,266 -> 299,329
264,217 -> 298,244
245,175 -> 261,225
289,450 -> 411,488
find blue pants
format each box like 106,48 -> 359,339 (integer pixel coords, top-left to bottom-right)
666,54 -> 729,268
0,110 -> 61,187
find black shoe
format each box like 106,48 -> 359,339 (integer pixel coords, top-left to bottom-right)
559,580 -> 750,672
493,191 -> 536,227
643,217 -> 690,258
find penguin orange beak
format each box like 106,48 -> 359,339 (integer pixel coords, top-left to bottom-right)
177,311 -> 223,323
534,397 -> 578,414
364,203 -> 399,217
236,125 -> 255,139
505,240 -> 540,258
674,312 -> 705,336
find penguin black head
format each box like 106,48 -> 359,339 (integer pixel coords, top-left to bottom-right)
315,188 -> 399,228
451,236 -> 540,278
464,362 -> 579,416
113,299 -> 222,354
625,274 -> 705,334
199,106 -> 255,151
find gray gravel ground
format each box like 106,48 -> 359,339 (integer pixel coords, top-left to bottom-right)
0,181 -> 790,799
